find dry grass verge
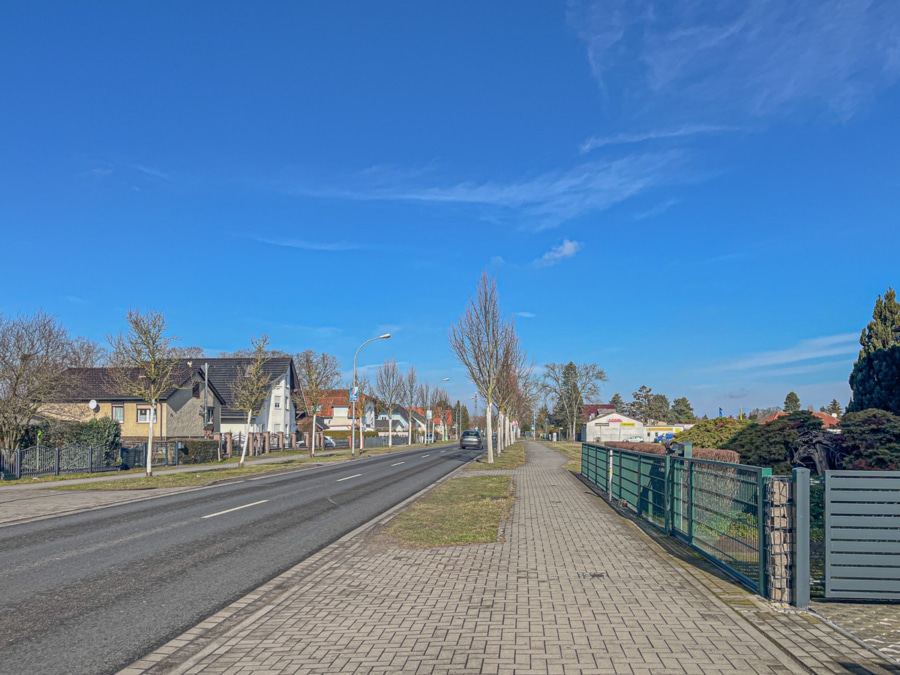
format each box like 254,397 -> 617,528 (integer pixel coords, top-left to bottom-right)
383,474 -> 514,547
465,441 -> 526,471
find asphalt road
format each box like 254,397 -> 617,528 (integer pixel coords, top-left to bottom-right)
0,443 -> 481,675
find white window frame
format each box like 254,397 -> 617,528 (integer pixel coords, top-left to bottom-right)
137,407 -> 157,424
112,405 -> 124,423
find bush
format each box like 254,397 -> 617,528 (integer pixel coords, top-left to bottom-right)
674,417 -> 753,449
836,409 -> 900,470
602,441 -> 740,463
726,412 -> 825,474
178,440 -> 220,464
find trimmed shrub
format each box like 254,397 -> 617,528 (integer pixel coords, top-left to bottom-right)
178,440 -> 219,464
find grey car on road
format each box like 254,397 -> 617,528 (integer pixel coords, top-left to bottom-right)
459,429 -> 483,449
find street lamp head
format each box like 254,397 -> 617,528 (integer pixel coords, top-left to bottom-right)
441,377 -> 450,382
379,333 -> 391,340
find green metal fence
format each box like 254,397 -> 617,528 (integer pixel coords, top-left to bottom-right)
582,443 -> 772,596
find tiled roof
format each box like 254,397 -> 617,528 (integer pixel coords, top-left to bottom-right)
58,365 -> 197,402
202,357 -> 295,418
56,365 -> 228,406
295,389 -> 371,418
761,411 -> 841,428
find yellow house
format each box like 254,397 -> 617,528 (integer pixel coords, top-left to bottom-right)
44,365 -> 225,444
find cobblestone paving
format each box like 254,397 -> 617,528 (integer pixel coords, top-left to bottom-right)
811,600 -> 900,661
124,443 -> 899,675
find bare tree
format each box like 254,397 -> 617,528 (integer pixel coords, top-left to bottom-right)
542,361 -> 607,441
0,311 -> 73,449
107,309 -> 181,476
417,380 -> 432,443
449,272 -> 514,464
403,365 -> 419,445
496,325 -> 533,451
229,335 -> 273,468
293,349 -> 341,457
355,374 -> 371,446
69,336 -> 108,368
170,345 -> 207,359
374,357 -> 403,448
219,347 -> 289,358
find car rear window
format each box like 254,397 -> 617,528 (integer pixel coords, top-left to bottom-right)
463,430 -> 480,437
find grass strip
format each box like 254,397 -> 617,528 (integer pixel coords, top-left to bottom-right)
384,474 -> 513,547
50,456 -> 345,490
465,441 -> 526,471
545,441 -> 583,473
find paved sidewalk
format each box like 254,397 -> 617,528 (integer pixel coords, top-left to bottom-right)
123,442 -> 899,674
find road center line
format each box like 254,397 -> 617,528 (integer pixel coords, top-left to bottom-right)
391,462 -> 405,466
202,500 -> 269,519
421,455 -> 430,458
336,473 -> 363,482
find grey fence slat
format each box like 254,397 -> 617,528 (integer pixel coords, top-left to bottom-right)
828,567 -> 900,580
829,490 -> 900,503
829,528 -> 900,541
830,539 -> 900,553
830,552 -> 900,566
828,476 -> 900,490
827,578 -> 900,593
828,502 -> 900,516
829,515 -> 900,527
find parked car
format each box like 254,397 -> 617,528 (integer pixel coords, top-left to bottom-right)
624,435 -> 644,443
323,436 -> 336,448
459,429 -> 483,450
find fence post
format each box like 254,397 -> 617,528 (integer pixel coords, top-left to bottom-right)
89,446 -> 93,473
664,455 -> 672,535
636,454 -> 643,518
687,460 -> 694,544
792,468 -> 810,609
758,467 -> 773,597
16,448 -> 22,479
55,446 -> 60,476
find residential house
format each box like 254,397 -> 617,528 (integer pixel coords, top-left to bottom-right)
374,405 -> 425,437
407,406 -> 453,441
583,404 -> 617,421
45,365 -> 225,444
202,357 -> 298,437
299,389 -> 376,432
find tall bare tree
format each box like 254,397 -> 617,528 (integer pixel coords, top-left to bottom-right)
449,272 -> 514,464
229,335 -> 273,468
107,309 -> 180,476
542,361 -> 608,440
0,311 -> 73,450
374,356 -> 403,448
496,325 -> 533,450
293,349 -> 341,457
403,365 -> 419,445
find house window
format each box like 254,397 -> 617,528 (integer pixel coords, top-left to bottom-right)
274,399 -> 281,410
137,407 -> 157,424
112,406 -> 124,423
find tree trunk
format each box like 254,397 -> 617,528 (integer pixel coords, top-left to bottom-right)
239,411 -> 251,467
311,413 -> 316,457
145,400 -> 156,477
485,396 -> 494,464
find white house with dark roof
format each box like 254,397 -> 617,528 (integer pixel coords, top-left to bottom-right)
202,357 -> 298,436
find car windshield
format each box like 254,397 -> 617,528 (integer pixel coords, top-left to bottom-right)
463,430 -> 480,437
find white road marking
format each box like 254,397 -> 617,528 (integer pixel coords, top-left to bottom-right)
202,500 -> 268,519
337,473 -> 363,482
391,462 -> 405,466
421,455 -> 430,458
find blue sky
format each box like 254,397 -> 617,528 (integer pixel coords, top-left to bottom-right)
2,1 -> 899,418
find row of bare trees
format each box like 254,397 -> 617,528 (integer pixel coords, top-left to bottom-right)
449,272 -> 536,464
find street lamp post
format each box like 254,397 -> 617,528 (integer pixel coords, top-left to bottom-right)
351,334 -> 391,457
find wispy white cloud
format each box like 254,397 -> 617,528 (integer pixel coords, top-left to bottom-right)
569,1 -> 900,123
534,239 -> 582,267
131,164 -> 170,180
295,152 -> 689,229
720,333 -> 858,371
633,198 -> 680,221
253,237 -> 365,252
516,311 -> 537,319
580,125 -> 739,153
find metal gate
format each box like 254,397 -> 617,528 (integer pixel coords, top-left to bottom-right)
824,470 -> 900,600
